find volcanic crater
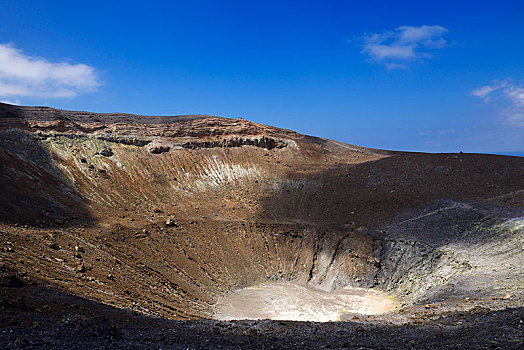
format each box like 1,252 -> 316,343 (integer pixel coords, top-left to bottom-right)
1,102 -> 523,348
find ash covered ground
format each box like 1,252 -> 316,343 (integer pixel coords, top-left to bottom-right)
1,102 -> 523,348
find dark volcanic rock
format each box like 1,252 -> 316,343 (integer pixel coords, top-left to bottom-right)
0,102 -> 523,349
99,149 -> 113,157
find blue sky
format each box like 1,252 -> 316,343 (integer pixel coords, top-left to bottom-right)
1,0 -> 524,154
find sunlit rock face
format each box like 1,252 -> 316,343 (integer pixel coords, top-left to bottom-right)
1,102 -> 523,321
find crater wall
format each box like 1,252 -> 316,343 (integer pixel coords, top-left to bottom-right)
1,103 -> 523,320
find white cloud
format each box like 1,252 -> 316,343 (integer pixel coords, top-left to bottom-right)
472,79 -> 524,127
365,44 -> 415,60
471,80 -> 510,100
471,85 -> 499,99
0,43 -> 100,98
504,84 -> 524,106
361,25 -> 448,69
0,98 -> 21,105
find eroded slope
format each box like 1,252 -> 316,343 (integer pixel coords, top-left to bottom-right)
1,102 -> 523,321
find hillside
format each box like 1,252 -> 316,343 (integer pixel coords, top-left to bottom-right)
1,102 -> 523,348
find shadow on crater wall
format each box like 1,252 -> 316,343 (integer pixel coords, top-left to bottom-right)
0,105 -> 95,228
260,152 -> 524,230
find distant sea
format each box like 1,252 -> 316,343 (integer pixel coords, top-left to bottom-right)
489,152 -> 524,157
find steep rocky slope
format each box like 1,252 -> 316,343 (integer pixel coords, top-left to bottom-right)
1,102 -> 523,347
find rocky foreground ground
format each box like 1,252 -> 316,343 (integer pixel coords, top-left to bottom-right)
1,102 -> 523,348
1,267 -> 522,349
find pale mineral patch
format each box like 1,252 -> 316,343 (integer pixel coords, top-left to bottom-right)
214,282 -> 396,322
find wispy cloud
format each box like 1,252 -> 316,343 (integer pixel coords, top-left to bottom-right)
418,128 -> 456,137
471,84 -> 503,99
360,25 -> 448,69
0,43 -> 100,98
472,79 -> 524,127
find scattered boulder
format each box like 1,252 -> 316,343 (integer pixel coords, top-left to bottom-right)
76,263 -> 86,273
165,219 -> 177,227
147,142 -> 170,154
99,149 -> 113,157
49,242 -> 60,250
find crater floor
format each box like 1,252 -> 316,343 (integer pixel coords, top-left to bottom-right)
213,282 -> 396,321
1,103 -> 523,348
